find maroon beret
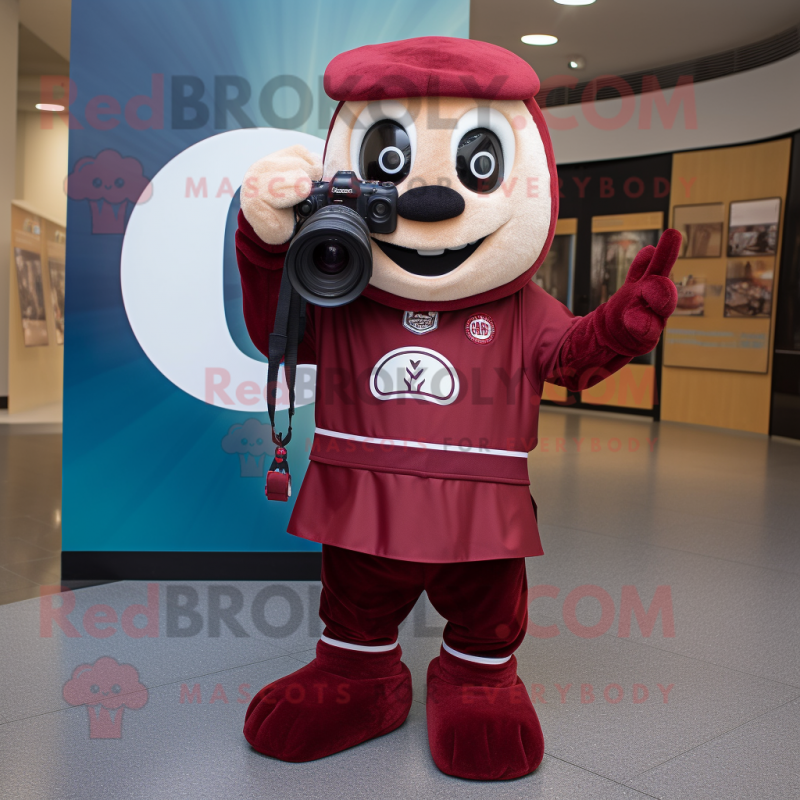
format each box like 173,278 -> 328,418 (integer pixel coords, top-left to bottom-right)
324,36 -> 540,102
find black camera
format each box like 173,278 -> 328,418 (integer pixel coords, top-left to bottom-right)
285,170 -> 398,307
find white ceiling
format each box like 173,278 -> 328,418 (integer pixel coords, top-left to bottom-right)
18,24 -> 69,75
17,23 -> 69,113
470,0 -> 800,83
13,0 -> 800,86
19,0 -> 71,61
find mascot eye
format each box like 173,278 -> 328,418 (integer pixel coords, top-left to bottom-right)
456,129 -> 503,194
359,121 -> 412,184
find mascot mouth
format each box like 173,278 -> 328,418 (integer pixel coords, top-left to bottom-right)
373,238 -> 486,277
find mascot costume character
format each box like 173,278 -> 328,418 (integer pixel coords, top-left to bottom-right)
236,37 -> 679,781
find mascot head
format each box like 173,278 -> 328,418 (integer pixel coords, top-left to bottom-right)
322,36 -> 557,311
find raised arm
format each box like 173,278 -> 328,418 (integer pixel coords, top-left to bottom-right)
235,145 -> 322,363
549,229 -> 680,391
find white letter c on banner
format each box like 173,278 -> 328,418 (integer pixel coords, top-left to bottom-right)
120,128 -> 323,411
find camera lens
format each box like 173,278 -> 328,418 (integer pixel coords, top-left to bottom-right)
312,242 -> 349,275
373,202 -> 388,216
285,205 -> 372,307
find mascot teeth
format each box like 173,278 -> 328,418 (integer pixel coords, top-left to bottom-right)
416,243 -> 472,255
374,238 -> 487,277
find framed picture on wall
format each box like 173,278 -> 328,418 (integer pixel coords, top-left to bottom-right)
534,232 -> 575,310
673,274 -> 706,316
13,247 -> 49,347
673,203 -> 724,258
724,258 -> 774,318
727,198 -> 781,257
48,259 -> 66,345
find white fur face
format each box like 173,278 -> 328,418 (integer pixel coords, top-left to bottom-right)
323,96 -> 552,303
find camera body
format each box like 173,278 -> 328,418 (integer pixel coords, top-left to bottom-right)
285,171 -> 398,307
295,171 -> 398,234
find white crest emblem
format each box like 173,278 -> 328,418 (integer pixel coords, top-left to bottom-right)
370,347 -> 459,405
402,310 -> 439,335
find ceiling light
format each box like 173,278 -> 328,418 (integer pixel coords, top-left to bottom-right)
554,0 -> 596,5
521,34 -> 558,46
36,103 -> 65,112
568,56 -> 586,70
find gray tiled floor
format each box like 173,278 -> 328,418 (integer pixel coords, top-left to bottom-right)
0,409 -> 799,799
0,424 -> 62,606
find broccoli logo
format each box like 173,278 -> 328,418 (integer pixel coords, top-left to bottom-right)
62,656 -> 148,739
221,418 -> 272,477
67,149 -> 152,234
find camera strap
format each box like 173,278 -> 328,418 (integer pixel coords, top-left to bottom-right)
266,267 -> 306,448
264,268 -> 306,502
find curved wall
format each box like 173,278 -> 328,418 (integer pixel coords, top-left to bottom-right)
546,51 -> 800,164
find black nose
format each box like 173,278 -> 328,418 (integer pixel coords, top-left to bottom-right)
397,185 -> 465,222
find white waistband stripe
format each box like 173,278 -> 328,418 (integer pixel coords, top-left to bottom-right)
321,634 -> 398,653
442,641 -> 513,665
315,427 -> 528,458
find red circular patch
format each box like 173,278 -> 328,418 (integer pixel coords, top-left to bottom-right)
465,314 -> 496,345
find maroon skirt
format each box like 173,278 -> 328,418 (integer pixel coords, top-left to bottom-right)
288,460 -> 542,564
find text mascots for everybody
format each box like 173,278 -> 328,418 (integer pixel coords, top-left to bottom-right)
235,37 -> 679,781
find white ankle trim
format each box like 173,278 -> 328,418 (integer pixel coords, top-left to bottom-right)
442,641 -> 512,665
321,634 -> 398,653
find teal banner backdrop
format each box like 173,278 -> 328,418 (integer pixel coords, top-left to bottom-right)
62,0 -> 470,578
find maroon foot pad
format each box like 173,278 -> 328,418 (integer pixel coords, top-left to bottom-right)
244,640 -> 412,762
426,648 -> 544,781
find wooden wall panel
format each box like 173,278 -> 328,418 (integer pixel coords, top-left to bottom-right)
591,211 -> 663,233
555,218 -> 577,236
661,139 -> 792,434
542,382 -> 569,403
581,363 -> 655,410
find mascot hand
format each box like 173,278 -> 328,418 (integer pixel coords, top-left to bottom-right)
601,228 -> 680,354
240,144 -> 323,245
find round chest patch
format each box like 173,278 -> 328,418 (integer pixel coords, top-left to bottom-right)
465,314 -> 496,345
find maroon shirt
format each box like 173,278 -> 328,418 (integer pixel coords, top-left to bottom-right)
236,213 -> 629,563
